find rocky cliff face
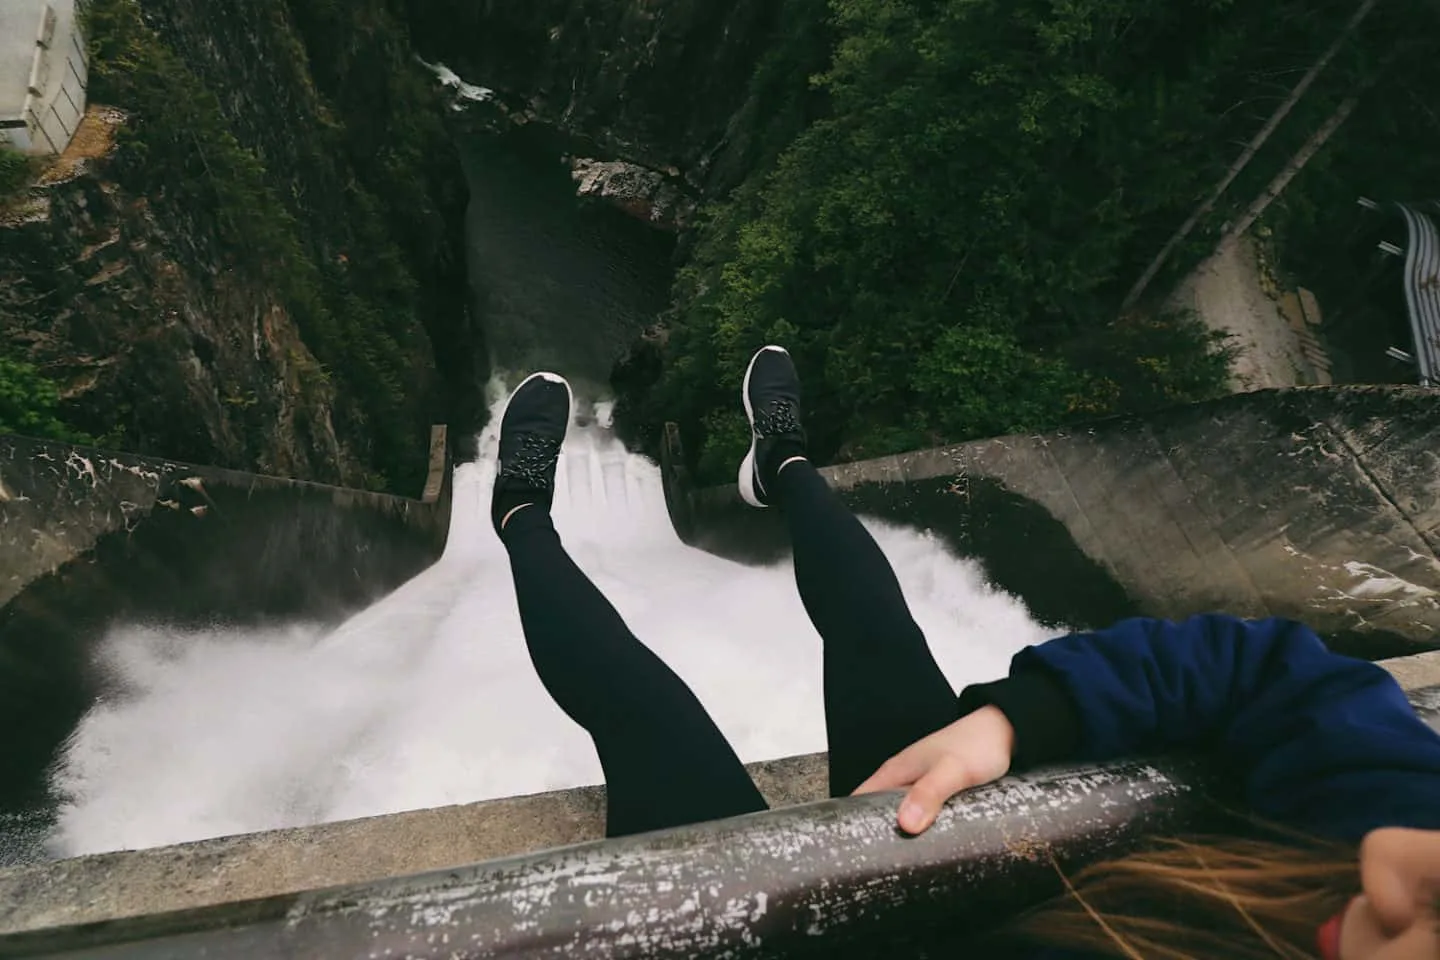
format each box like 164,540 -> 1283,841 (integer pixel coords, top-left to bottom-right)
407,0 -> 826,198
400,0 -> 832,457
0,0 -> 818,487
140,0 -> 477,388
0,0 -> 481,492
1,111 -> 350,479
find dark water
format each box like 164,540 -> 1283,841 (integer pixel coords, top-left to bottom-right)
459,127 -> 677,393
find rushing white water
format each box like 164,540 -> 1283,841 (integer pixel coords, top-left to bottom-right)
48,384 -> 1060,857
422,59 -> 495,106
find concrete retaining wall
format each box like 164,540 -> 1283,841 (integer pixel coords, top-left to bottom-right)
0,428 -> 452,816
673,386 -> 1440,648
1,425 -> 451,614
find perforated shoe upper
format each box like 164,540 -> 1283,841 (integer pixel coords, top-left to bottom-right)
493,373 -> 572,533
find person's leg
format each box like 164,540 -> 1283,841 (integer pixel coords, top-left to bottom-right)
495,374 -> 766,837
737,347 -> 957,797
501,509 -> 767,836
775,463 -> 958,795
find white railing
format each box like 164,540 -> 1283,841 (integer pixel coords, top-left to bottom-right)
1397,203 -> 1440,388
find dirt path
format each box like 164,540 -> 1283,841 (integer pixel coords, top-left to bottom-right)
37,105 -> 124,186
1167,235 -> 1317,391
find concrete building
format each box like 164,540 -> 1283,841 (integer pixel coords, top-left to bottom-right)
0,0 -> 88,155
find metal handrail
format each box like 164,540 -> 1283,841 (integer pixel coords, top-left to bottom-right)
9,692 -> 1439,960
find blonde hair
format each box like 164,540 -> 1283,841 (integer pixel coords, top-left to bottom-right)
1005,835 -> 1359,960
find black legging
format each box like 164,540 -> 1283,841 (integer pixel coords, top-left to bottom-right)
501,459 -> 959,837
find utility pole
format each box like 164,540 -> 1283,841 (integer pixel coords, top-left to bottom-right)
1213,96 -> 1359,250
1117,0 -> 1383,313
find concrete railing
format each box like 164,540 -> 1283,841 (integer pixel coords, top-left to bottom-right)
663,386 -> 1440,652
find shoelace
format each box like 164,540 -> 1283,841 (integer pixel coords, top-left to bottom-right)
755,397 -> 801,438
500,433 -> 562,487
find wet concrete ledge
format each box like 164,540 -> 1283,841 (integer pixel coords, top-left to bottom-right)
672,386 -> 1440,647
1,428 -> 449,607
2,651 -> 1438,944
0,426 -> 453,611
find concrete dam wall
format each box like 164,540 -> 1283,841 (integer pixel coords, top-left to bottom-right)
0,386 -> 1438,954
667,386 -> 1440,652
0,429 -> 453,818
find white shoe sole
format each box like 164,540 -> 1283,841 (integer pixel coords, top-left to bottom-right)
737,345 -> 789,509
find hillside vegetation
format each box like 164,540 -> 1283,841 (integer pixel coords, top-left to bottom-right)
621,0 -> 1431,481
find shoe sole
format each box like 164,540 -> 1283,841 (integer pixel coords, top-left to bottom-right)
738,345 -> 788,509
503,371 -> 575,441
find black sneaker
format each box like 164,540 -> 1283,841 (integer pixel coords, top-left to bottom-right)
492,372 -> 573,535
738,345 -> 807,508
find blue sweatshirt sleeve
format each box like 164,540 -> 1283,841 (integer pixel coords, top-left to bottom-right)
972,615 -> 1440,842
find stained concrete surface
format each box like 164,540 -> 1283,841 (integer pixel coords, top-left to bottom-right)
0,0 -> 67,120
1,429 -> 451,610
677,387 -> 1440,650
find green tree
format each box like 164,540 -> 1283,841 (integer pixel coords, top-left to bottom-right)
82,0 -> 454,492
634,0 -> 1403,484
0,148 -> 33,199
0,356 -> 91,443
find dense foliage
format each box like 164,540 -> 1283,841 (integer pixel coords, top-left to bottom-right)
3,149 -> 87,446
626,0 -> 1421,482
281,0 -> 478,437
0,149 -> 32,200
0,355 -> 90,443
83,0 -> 458,492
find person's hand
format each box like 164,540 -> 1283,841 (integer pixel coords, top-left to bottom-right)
852,705 -> 1016,835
